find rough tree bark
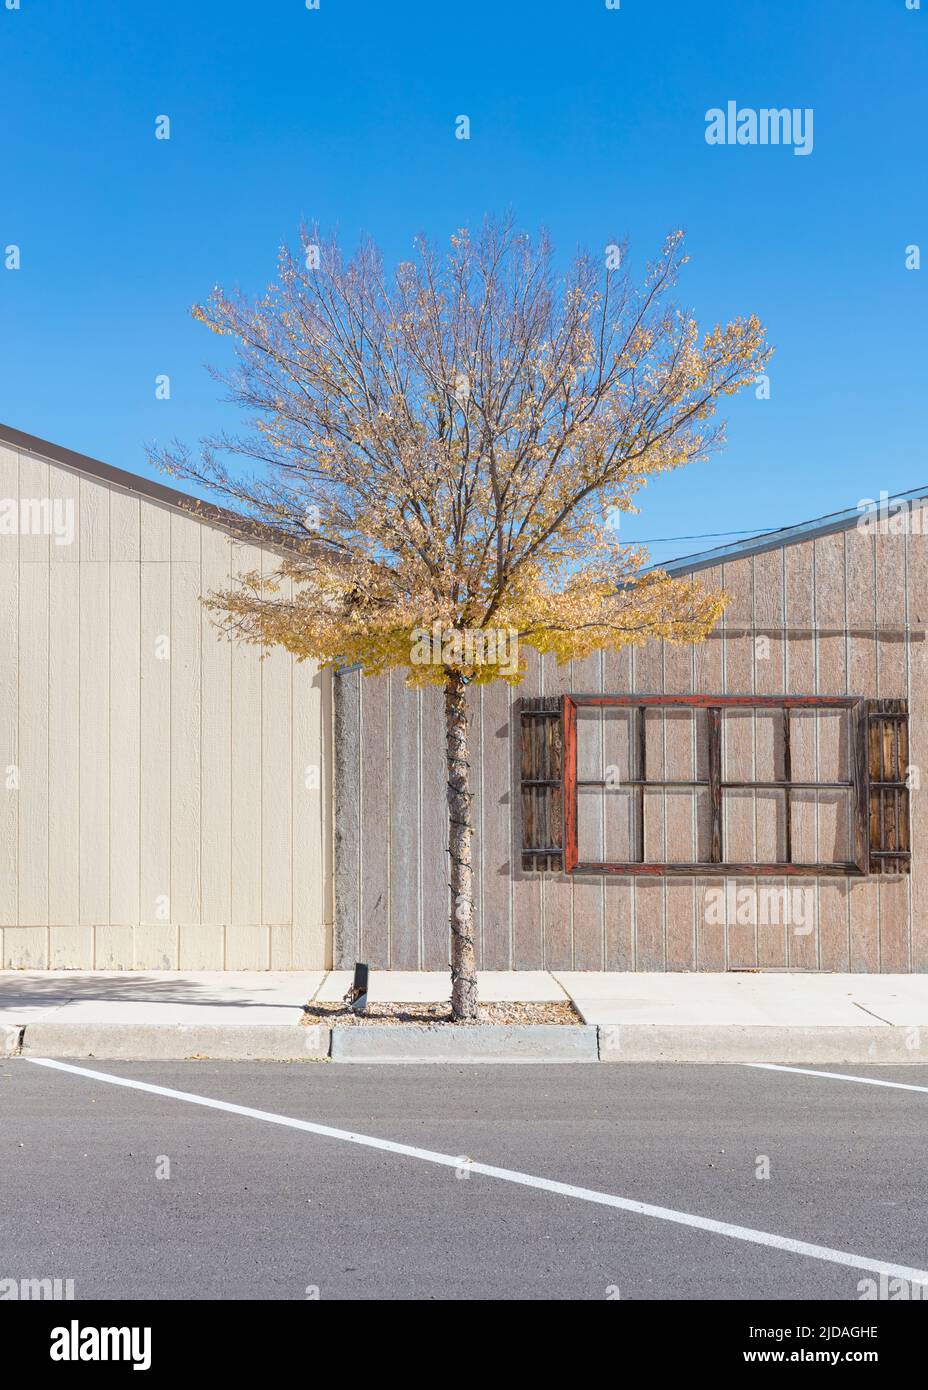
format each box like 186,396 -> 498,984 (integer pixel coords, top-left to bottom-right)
445,669 -> 478,1020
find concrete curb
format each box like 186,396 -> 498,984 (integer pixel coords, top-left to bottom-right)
329,1024 -> 599,1063
9,1019 -> 928,1065
597,1025 -> 927,1064
18,1022 -> 331,1061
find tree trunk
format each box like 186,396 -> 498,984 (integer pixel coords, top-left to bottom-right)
445,670 -> 478,1020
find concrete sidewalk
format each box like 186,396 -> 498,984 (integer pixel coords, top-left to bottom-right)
554,971 -> 928,1028
0,970 -> 327,1025
2,969 -> 928,1062
554,972 -> 928,1064
0,971 -> 330,1061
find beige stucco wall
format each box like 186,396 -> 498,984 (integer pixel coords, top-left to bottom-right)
0,440 -> 333,969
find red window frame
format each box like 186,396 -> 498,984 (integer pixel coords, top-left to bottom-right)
562,694 -> 870,876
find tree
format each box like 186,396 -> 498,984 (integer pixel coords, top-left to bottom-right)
153,219 -> 770,1020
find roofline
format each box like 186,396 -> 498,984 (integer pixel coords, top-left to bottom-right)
655,484 -> 928,577
5,421 -> 926,581
0,421 -> 296,550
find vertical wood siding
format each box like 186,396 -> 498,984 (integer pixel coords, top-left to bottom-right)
336,514 -> 927,971
0,443 -> 333,969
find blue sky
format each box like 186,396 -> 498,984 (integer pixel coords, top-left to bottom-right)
2,0 -> 925,565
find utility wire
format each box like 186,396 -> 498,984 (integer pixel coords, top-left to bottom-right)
629,526 -> 786,544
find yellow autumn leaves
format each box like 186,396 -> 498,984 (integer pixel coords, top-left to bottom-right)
156,221 -> 769,688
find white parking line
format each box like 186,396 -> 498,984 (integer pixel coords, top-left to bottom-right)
747,1063 -> 928,1095
24,1056 -> 928,1286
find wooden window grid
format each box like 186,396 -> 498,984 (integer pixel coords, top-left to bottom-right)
520,694 -> 910,877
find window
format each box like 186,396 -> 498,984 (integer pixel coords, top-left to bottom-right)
519,695 -> 910,877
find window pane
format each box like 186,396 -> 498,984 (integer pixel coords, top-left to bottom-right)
721,708 -> 755,782
722,787 -> 787,863
753,708 -> 784,782
755,788 -> 787,862
791,788 -> 854,864
576,706 -> 635,785
644,706 -> 706,782
789,708 -> 852,783
815,708 -> 852,782
644,786 -> 714,862
577,784 -> 637,862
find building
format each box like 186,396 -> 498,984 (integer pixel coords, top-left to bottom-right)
0,425 -> 332,971
2,424 -> 923,973
336,489 -> 924,974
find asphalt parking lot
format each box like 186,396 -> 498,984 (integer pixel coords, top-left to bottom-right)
2,1059 -> 927,1301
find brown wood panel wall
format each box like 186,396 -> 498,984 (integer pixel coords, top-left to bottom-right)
482,679 -> 514,968
814,530 -> 851,970
846,525 -> 880,971
909,502 -> 928,970
754,547 -> 788,968
334,520 -> 924,972
723,556 -> 758,967
572,654 -> 606,969
511,650 -> 544,968
603,645 -> 635,970
420,687 -> 449,969
875,530 -> 909,970
540,653 -> 574,970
